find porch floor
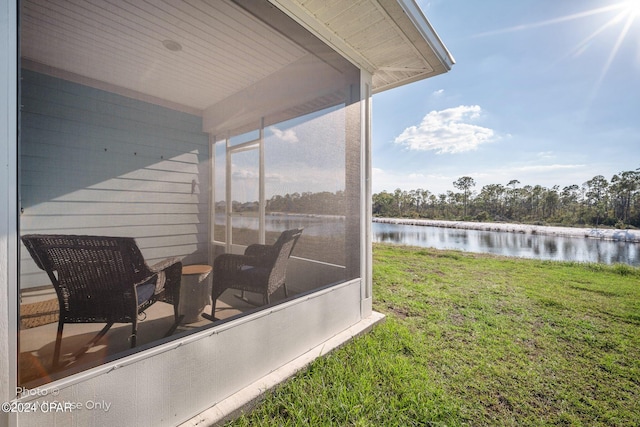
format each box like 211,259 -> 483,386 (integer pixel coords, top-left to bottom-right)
18,287 -> 280,387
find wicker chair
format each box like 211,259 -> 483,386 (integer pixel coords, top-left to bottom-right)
204,228 -> 303,321
21,234 -> 183,368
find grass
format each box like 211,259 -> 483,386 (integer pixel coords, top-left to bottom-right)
226,244 -> 640,426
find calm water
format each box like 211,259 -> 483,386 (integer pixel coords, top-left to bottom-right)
373,222 -> 640,266
217,214 -> 640,266
215,213 -> 345,237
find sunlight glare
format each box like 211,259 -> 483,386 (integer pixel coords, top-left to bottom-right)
475,0 -> 640,103
623,0 -> 640,17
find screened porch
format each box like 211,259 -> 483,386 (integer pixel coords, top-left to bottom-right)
18,0 -> 362,387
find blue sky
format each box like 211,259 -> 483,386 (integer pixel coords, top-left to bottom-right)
372,0 -> 640,195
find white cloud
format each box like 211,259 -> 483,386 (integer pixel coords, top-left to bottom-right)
231,166 -> 259,180
394,105 -> 495,154
269,126 -> 299,144
517,164 -> 584,172
536,151 -> 555,159
372,167 -> 453,194
265,165 -> 345,197
432,89 -> 445,96
373,163 -> 589,196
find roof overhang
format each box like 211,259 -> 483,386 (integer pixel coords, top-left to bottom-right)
20,0 -> 453,118
270,0 -> 455,93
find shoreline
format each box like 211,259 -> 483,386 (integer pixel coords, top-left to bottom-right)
373,218 -> 640,243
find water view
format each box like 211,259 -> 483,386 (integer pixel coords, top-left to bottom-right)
217,213 -> 640,266
373,222 -> 640,267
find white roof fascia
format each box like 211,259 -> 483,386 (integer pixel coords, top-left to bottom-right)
271,0 -> 454,93
396,0 -> 455,70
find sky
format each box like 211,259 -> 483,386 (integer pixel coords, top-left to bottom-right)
371,0 -> 640,196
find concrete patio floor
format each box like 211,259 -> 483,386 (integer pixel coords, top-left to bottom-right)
18,286 -> 269,386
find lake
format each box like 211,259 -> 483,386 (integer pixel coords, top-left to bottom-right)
216,214 -> 640,266
372,222 -> 640,266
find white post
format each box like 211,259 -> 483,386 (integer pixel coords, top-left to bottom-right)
360,72 -> 373,318
1,1 -> 19,424
225,132 -> 232,252
259,118 -> 265,244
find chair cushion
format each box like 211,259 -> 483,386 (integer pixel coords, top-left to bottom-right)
136,279 -> 156,305
240,266 -> 269,282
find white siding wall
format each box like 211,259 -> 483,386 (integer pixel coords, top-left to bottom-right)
19,70 -> 210,288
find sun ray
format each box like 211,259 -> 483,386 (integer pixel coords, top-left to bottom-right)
475,1 -> 639,104
590,11 -> 638,99
561,11 -> 627,60
472,3 -> 630,38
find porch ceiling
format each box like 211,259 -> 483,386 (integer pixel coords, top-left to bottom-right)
20,0 -> 453,113
20,0 -> 309,112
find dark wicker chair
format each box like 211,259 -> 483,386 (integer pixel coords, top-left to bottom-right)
21,234 -> 183,368
204,228 -> 303,320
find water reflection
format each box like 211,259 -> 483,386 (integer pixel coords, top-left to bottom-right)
215,213 -> 345,237
373,223 -> 640,266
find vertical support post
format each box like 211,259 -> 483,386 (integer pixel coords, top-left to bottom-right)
225,132 -> 232,252
1,1 -> 19,423
360,75 -> 373,318
345,82 -> 362,283
259,118 -> 266,244
209,134 -> 215,264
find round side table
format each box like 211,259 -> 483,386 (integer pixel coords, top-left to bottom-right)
179,264 -> 212,324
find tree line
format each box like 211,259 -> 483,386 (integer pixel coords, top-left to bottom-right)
372,169 -> 640,228
267,191 -> 345,215
215,191 -> 346,216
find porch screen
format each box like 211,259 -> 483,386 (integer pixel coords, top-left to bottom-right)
18,0 -> 361,387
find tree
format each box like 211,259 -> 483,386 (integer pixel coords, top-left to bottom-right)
560,184 -> 580,220
477,184 -> 505,219
371,168 -> 640,227
505,180 -> 520,220
372,191 -> 395,216
542,186 -> 560,219
453,176 -> 476,218
583,175 -> 609,226
610,170 -> 640,225
393,188 -> 411,217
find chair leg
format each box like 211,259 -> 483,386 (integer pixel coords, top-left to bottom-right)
53,320 -> 64,369
235,292 -> 257,305
130,319 -> 137,348
163,302 -> 184,337
68,322 -> 114,364
201,298 -> 217,321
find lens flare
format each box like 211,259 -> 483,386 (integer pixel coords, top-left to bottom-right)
623,0 -> 640,17
474,1 -> 640,105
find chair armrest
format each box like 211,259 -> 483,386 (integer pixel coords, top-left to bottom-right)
148,257 -> 183,305
214,253 -> 259,273
149,256 -> 182,273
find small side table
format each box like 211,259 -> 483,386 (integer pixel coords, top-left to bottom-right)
179,264 -> 212,324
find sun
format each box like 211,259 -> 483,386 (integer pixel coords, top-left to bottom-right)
475,1 -> 640,101
622,0 -> 640,17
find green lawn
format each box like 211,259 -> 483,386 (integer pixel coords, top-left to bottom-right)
227,244 -> 640,426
